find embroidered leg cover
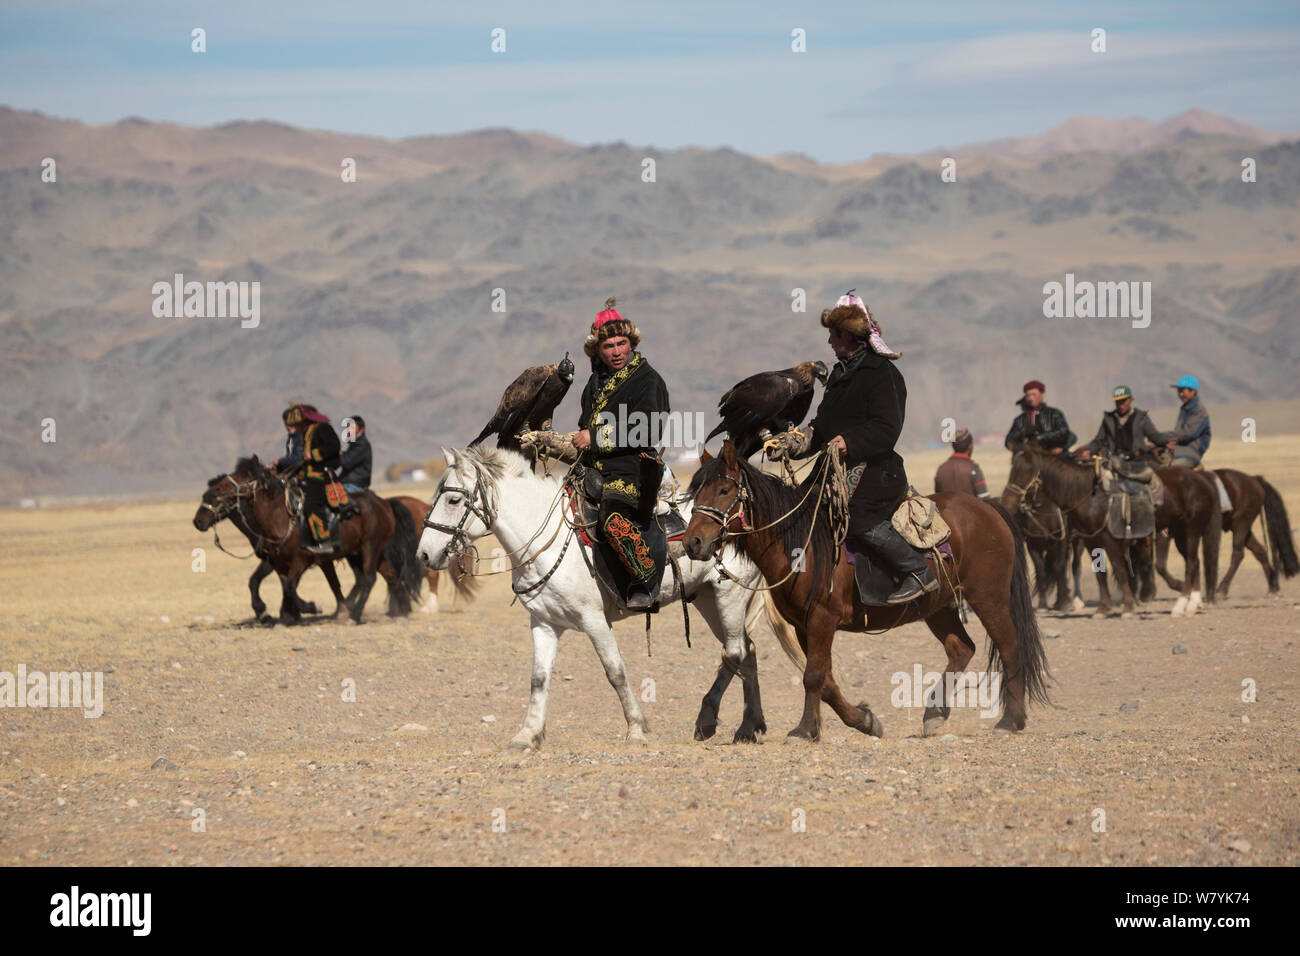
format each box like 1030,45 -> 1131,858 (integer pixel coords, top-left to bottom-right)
600,480 -> 656,584
304,479 -> 331,544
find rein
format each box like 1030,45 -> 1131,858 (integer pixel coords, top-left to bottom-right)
204,473 -> 296,557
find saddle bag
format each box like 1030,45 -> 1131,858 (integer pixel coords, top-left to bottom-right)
891,486 -> 950,549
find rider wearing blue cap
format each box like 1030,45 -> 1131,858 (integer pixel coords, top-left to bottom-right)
1168,375 -> 1211,468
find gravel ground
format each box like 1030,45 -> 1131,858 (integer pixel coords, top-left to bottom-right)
1,497 -> 1296,866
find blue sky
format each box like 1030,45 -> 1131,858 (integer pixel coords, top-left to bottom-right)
2,0 -> 1297,160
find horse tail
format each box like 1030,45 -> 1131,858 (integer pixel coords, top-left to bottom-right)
988,500 -> 1052,708
386,499 -> 423,611
761,590 -> 806,672
1259,477 -> 1300,577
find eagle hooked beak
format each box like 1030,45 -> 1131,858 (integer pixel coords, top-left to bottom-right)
813,360 -> 829,384
558,351 -> 574,382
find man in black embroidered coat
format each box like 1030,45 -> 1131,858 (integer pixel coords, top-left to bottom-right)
572,297 -> 670,610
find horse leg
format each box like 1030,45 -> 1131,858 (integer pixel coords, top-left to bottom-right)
583,616 -> 649,743
1071,537 -> 1087,611
1177,526 -> 1204,616
1028,543 -> 1048,609
1244,530 -> 1279,593
347,543 -> 380,624
249,558 -> 274,623
420,570 -> 440,613
377,558 -> 407,617
818,661 -> 885,737
788,610 -> 840,742
689,594 -> 735,741
1090,542 -> 1113,618
922,607 -> 977,736
966,595 -> 1027,732
279,560 -> 309,626
1155,533 -> 1182,591
508,615 -> 559,750
1217,522 -> 1248,598
342,554 -> 362,608
318,560 -> 347,618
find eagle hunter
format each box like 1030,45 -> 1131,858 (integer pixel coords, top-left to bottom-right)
706,360 -> 829,458
470,354 -> 576,451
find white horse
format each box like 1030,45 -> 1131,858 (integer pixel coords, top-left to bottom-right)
416,446 -> 790,749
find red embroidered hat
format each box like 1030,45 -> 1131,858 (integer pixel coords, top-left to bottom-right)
584,297 -> 641,358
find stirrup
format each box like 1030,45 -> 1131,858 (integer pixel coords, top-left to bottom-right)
885,569 -> 938,605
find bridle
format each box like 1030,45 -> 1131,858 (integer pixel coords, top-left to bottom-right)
691,471 -> 750,543
201,471 -> 295,556
423,464 -> 497,563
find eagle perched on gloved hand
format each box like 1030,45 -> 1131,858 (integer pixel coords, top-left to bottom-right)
705,360 -> 829,458
470,353 -> 576,451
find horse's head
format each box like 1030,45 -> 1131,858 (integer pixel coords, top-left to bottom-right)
417,447 -> 498,571
193,456 -> 274,531
684,440 -> 747,561
1000,447 -> 1039,515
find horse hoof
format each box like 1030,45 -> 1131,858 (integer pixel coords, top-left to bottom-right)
733,723 -> 765,744
785,727 -> 819,743
507,736 -> 538,751
868,714 -> 885,738
694,723 -> 717,742
1121,612 -> 1135,620
993,717 -> 1024,733
626,728 -> 648,745
1091,611 -> 1108,620
922,715 -> 947,737
1073,597 -> 1087,611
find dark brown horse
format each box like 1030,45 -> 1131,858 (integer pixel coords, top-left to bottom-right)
388,495 -> 479,611
685,441 -> 1049,740
1147,467 -> 1222,615
192,456 -> 415,624
1003,445 -> 1146,618
1212,469 -> 1298,597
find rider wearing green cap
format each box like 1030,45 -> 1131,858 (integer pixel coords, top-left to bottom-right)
1168,375 -> 1211,468
1079,385 -> 1174,462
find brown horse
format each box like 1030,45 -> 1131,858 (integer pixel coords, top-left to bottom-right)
387,495 -> 479,611
192,456 -> 412,624
1147,467 -> 1222,615
684,442 -> 1049,741
1003,445 -> 1146,618
1213,469 -> 1298,597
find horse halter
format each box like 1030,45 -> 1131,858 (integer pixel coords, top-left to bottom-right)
693,470 -> 751,542
198,473 -> 258,521
424,464 -> 496,561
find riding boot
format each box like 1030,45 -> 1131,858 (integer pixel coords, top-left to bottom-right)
859,520 -> 938,604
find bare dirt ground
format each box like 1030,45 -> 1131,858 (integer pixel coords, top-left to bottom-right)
2,441 -> 1298,866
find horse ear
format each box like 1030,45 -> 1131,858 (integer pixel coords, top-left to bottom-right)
441,446 -> 456,471
250,454 -> 261,465
722,440 -> 737,470
699,447 -> 714,465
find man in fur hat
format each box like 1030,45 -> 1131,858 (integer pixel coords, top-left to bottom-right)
279,402 -> 342,554
572,297 -> 670,610
768,291 -> 937,604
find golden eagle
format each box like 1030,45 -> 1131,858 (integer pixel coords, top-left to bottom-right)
705,360 -> 829,458
470,353 -> 576,451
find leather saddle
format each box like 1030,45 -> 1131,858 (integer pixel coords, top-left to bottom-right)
1099,457 -> 1159,539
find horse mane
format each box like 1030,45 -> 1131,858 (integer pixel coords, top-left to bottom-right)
1022,446 -> 1094,504
690,455 -> 836,621
234,456 -> 280,490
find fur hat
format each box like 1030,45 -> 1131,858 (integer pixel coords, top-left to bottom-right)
583,297 -> 642,359
820,290 -> 900,359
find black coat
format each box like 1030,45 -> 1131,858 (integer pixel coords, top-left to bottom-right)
338,433 -> 373,488
804,347 -> 909,528
302,422 -> 341,480
1005,404 -> 1070,450
1086,407 -> 1171,458
579,352 -> 669,509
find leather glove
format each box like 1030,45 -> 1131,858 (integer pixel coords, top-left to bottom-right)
519,429 -> 580,463
764,427 -> 812,461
